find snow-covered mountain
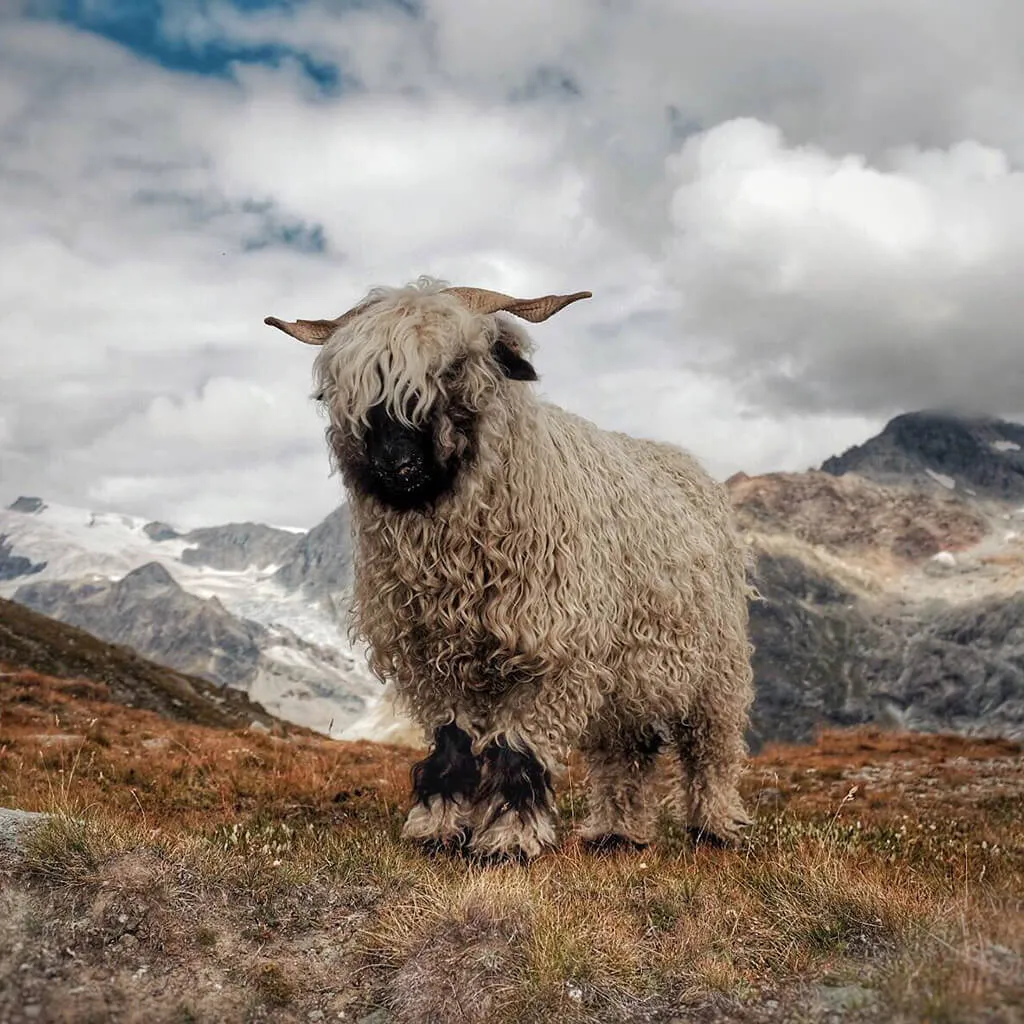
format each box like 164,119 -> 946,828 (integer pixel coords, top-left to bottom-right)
0,497 -> 382,738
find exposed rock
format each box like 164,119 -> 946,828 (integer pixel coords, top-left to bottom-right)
6,497 -> 45,515
822,410 -> 1024,502
0,535 -> 46,582
729,470 -> 988,563
0,808 -> 49,858
143,521 -> 180,542
273,505 -> 354,615
180,522 -> 301,571
749,554 -> 1024,748
746,553 -> 897,749
886,593 -> 1024,737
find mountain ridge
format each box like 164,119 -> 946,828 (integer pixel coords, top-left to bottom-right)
822,409 -> 1024,501
0,595 -> 282,731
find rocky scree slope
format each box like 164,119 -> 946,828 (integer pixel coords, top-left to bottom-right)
733,413 -> 1024,747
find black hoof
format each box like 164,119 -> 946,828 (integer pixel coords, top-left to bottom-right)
687,826 -> 741,849
581,833 -> 649,854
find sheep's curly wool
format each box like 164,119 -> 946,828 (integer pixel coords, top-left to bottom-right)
307,277 -> 755,856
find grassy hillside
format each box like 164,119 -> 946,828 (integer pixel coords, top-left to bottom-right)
0,596 -> 280,731
1,671 -> 1022,1023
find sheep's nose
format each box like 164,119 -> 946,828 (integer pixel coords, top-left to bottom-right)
390,451 -> 418,478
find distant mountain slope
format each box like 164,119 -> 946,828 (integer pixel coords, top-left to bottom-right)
0,498 -> 379,737
177,522 -> 303,571
272,504 -> 354,617
746,550 -> 1024,747
13,562 -> 266,689
728,469 -> 988,563
0,596 -> 278,730
821,410 -> 1024,501
12,561 -> 375,736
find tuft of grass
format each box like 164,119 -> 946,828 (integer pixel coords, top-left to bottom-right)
250,962 -> 296,1006
20,813 -> 101,885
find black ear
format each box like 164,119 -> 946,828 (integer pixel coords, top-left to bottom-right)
492,338 -> 538,381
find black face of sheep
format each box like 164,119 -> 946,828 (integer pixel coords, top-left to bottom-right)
350,336 -> 535,512
357,400 -> 461,512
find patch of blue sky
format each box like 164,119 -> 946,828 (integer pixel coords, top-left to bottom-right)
24,0 -> 371,94
132,188 -> 330,255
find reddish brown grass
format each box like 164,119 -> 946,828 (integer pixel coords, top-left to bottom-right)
1,669 -> 1022,1023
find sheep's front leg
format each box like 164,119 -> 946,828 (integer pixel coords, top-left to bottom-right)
577,725 -> 663,850
467,737 -> 557,862
401,722 -> 479,850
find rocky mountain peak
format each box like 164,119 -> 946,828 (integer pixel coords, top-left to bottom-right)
6,496 -> 46,515
118,561 -> 181,593
822,409 -> 1024,501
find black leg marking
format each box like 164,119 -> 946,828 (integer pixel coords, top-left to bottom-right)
476,737 -> 553,832
411,723 -> 480,806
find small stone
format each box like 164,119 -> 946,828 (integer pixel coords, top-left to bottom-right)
812,983 -> 874,1013
308,1012 -> 324,1022
23,1007 -> 41,1020
357,1011 -> 392,1024
0,808 -> 51,858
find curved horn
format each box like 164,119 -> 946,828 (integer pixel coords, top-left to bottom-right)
442,287 -> 592,323
263,302 -> 374,346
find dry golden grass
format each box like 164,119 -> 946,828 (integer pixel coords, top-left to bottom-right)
2,668 -> 1023,1023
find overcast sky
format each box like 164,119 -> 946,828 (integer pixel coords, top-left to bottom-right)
2,0 -> 1024,529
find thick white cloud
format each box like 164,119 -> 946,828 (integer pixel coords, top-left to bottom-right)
663,119 -> 1024,415
3,1 -> 1024,528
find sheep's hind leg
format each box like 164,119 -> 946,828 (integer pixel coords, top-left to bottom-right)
401,722 -> 479,851
577,726 -> 663,851
673,706 -> 752,849
467,738 -> 557,862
